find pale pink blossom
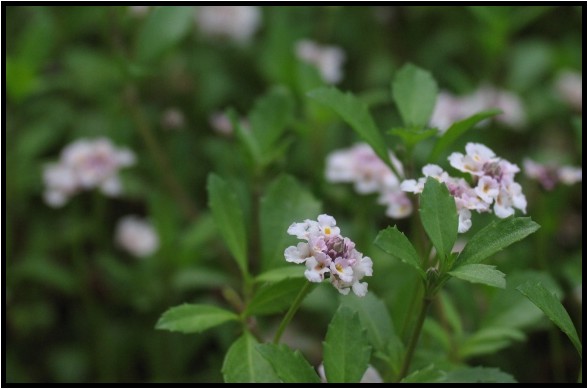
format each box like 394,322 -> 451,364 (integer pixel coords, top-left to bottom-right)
115,216 -> 159,258
555,71 -> 582,111
295,40 -> 346,84
524,158 -> 583,190
195,6 -> 261,44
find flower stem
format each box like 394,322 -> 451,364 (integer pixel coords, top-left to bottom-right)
397,297 -> 432,382
273,281 -> 314,344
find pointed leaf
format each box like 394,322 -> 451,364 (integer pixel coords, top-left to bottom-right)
401,364 -> 445,383
516,281 -> 582,356
260,175 -> 321,271
222,332 -> 280,383
255,266 -> 305,283
249,87 -> 294,157
374,226 -> 425,279
207,174 -> 248,276
307,87 -> 394,170
455,217 -> 540,267
429,109 -> 502,161
459,327 -> 525,359
419,177 -> 458,260
323,306 -> 372,383
155,304 -> 239,334
449,264 -> 506,289
256,344 -> 321,383
392,63 -> 438,128
443,366 -> 517,383
245,278 -> 310,316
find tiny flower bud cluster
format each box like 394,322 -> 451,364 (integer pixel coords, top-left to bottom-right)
115,216 -> 159,258
430,86 -> 525,133
523,158 -> 582,191
284,214 -> 373,296
325,143 -> 412,219
43,138 -> 135,207
295,40 -> 346,84
402,143 -> 527,233
195,6 -> 261,44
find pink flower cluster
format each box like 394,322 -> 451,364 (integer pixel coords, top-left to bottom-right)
43,138 -> 135,207
295,40 -> 346,84
284,214 -> 373,296
402,143 -> 527,233
325,143 -> 412,219
430,86 -> 525,132
523,158 -> 582,191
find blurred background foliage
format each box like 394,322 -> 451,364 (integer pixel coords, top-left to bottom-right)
5,5 -> 583,383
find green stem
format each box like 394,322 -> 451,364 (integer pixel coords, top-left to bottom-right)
397,297 -> 432,382
273,281 -> 314,344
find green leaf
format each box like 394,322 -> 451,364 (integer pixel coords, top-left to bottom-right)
260,175 -> 321,271
374,226 -> 425,279
443,366 -> 517,383
256,344 -> 321,383
340,292 -> 394,352
249,87 -> 294,158
455,217 -> 540,267
389,127 -> 438,148
449,264 -> 506,289
255,266 -> 305,283
429,109 -> 502,161
245,278 -> 310,316
516,281 -> 582,356
136,6 -> 194,62
307,87 -> 394,171
391,63 -> 438,128
222,332 -> 281,383
207,174 -> 249,276
419,177 -> 458,261
459,327 -> 525,359
155,304 -> 239,334
323,306 -> 372,383
401,364 -> 445,383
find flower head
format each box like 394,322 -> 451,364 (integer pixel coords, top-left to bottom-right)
284,214 -> 372,296
523,158 -> 582,190
195,6 -> 261,44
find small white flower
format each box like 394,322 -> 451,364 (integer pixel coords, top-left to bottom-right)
115,216 -> 159,258
195,6 -> 261,44
295,39 -> 346,84
555,70 -> 582,111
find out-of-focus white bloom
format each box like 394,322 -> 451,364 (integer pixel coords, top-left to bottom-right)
195,6 -> 261,44
129,5 -> 151,17
115,216 -> 159,258
295,40 -> 346,84
523,158 -> 583,190
43,138 -> 135,207
402,143 -> 526,233
430,86 -> 525,132
161,108 -> 185,131
555,71 -> 582,111
317,363 -> 383,383
209,111 -> 249,136
326,143 -> 412,219
284,214 -> 372,296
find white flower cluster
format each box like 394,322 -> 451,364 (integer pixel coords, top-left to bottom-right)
115,216 -> 159,258
402,143 -> 527,233
523,158 -> 582,191
555,70 -> 583,111
43,138 -> 135,207
195,6 -> 261,44
295,40 -> 346,84
284,214 -> 373,296
326,143 -> 412,219
430,86 -> 525,133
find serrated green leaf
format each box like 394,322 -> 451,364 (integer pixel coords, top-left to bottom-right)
390,127 -> 438,148
256,344 -> 321,383
306,87 -> 394,171
207,174 -> 248,276
222,332 -> 281,383
374,226 -> 425,279
255,266 -> 305,283
401,364 -> 445,383
419,177 -> 458,261
455,217 -> 540,267
429,109 -> 502,161
340,292 -> 394,352
245,278 -> 310,316
459,327 -> 525,359
449,264 -> 506,289
155,304 -> 239,334
516,281 -> 582,356
443,366 -> 517,383
260,175 -> 321,271
136,6 -> 194,62
323,306 -> 372,383
392,63 -> 438,128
